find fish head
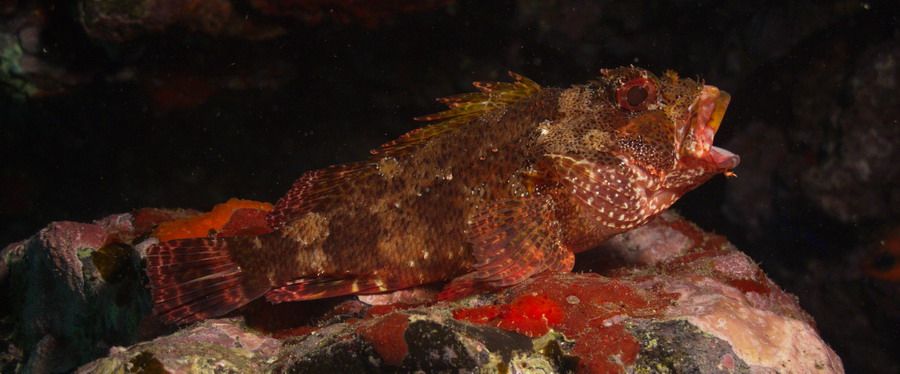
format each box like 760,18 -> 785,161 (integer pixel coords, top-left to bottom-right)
541,67 -> 740,230
595,67 -> 739,175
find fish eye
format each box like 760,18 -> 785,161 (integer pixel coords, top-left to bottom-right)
616,77 -> 657,111
626,86 -> 648,106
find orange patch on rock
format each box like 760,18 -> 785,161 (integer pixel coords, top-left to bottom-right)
154,198 -> 273,241
133,208 -> 199,236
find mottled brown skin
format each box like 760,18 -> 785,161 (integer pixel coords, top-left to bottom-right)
146,67 -> 739,323
241,92 -> 558,285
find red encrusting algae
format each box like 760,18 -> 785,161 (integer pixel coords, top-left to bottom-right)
453,295 -> 563,337
356,313 -> 410,366
451,274 -> 676,373
452,305 -> 503,324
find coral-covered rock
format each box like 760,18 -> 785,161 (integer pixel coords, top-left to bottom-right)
3,212 -> 843,373
0,215 -> 153,373
4,211 -> 843,373
75,319 -> 281,374
0,3 -> 84,100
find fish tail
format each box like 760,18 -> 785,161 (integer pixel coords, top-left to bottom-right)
145,237 -> 270,325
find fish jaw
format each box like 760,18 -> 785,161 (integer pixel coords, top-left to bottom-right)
681,85 -> 740,171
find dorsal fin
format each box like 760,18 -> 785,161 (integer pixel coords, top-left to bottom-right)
270,72 -> 540,227
372,71 -> 541,157
267,162 -> 374,230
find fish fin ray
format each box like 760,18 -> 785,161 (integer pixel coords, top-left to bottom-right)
372,71 -> 541,157
438,195 -> 573,300
265,276 -> 401,303
146,238 -> 270,324
266,162 -> 375,230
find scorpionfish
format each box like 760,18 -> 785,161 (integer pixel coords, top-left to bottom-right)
146,67 -> 740,324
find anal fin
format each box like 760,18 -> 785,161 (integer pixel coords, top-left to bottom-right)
265,276 -> 399,303
439,195 -> 574,300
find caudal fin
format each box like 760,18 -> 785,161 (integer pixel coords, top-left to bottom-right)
145,238 -> 270,324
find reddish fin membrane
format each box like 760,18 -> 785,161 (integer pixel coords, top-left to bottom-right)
439,196 -> 574,300
146,238 -> 269,325
265,276 -> 402,303
267,162 -> 373,230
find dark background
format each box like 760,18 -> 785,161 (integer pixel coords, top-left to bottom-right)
2,0 -> 898,372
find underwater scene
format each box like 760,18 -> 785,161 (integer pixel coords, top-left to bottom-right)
1,1 -> 898,373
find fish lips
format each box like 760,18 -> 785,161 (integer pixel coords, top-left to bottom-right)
709,145 -> 740,170
689,85 -> 740,171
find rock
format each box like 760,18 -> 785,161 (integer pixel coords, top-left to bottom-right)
78,0 -> 284,42
715,30 -> 900,373
0,210 -> 831,373
0,208 -> 843,372
723,37 -> 900,229
799,41 -> 900,223
75,319 -> 281,374
0,3 -> 85,100
247,0 -> 453,27
1,215 -> 151,373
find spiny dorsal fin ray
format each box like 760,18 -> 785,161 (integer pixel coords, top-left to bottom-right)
267,162 -> 375,230
270,72 -> 541,226
371,71 -> 541,156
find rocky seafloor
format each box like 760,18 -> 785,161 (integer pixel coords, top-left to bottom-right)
1,209 -> 842,373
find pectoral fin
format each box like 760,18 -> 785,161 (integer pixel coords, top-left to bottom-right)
439,196 -> 574,300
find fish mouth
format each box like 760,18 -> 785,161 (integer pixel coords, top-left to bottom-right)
685,85 -> 740,170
